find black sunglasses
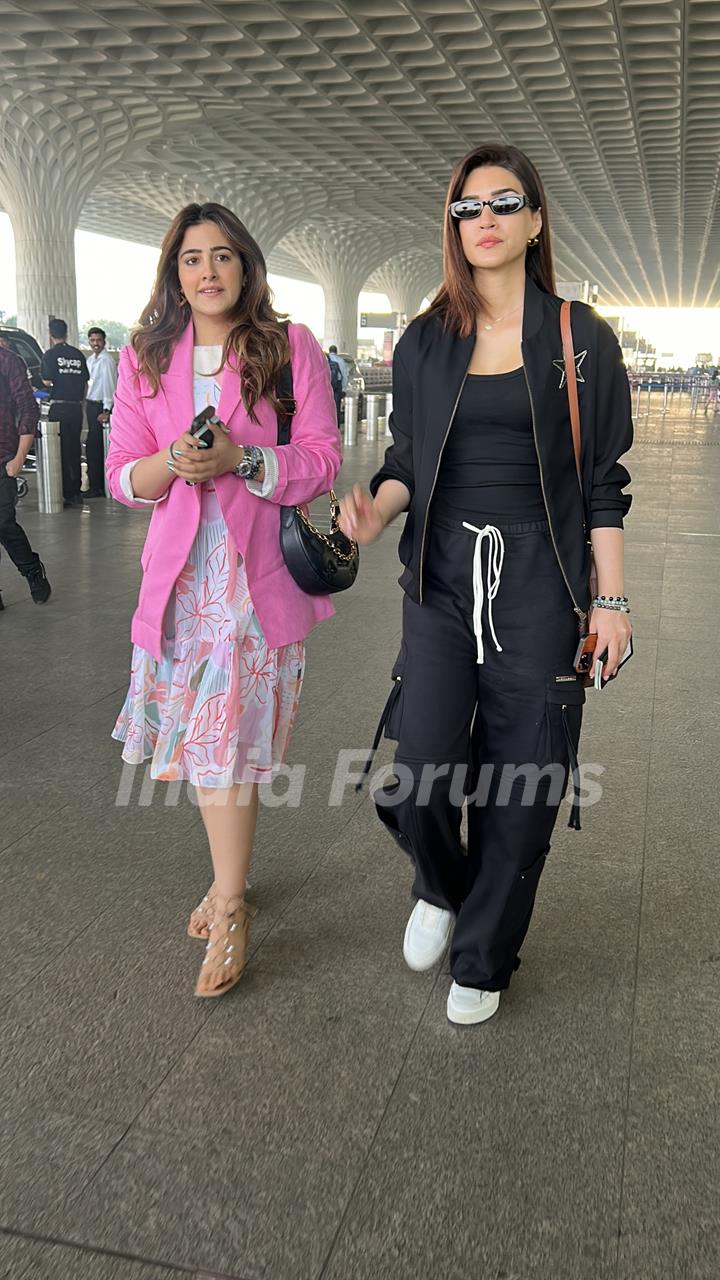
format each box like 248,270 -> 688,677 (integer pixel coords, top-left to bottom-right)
449,194 -> 536,220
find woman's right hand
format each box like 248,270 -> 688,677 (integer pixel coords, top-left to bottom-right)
338,484 -> 386,545
167,430 -> 205,469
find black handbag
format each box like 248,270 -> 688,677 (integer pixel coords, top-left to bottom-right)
275,359 -> 359,595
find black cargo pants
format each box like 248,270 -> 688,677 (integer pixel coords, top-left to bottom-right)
85,400 -> 107,495
0,465 -> 41,578
375,516 -> 585,992
50,401 -> 83,501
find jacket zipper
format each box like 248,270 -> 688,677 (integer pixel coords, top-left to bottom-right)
418,371 -> 469,603
522,363 -> 587,631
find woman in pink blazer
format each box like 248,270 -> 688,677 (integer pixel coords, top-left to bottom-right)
107,202 -> 341,998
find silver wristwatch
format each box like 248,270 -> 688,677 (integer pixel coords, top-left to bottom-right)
234,445 -> 263,481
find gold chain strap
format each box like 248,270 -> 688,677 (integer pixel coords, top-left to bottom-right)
294,489 -> 357,563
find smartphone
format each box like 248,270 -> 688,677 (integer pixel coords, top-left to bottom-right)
189,406 -> 217,450
594,638 -> 633,690
185,408 -> 218,485
573,633 -> 597,675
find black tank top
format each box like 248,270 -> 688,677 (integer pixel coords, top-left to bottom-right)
432,368 -> 546,523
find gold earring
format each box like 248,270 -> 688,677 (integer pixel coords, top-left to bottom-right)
177,289 -> 187,305
527,236 -> 539,247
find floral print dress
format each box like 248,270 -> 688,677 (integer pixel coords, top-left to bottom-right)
112,347 -> 305,788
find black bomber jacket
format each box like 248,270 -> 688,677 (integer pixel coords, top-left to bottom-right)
369,275 -> 633,629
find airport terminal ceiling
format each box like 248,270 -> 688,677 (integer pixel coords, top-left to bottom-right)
0,0 -> 718,307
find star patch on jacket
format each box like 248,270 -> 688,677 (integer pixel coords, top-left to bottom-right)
553,349 -> 587,390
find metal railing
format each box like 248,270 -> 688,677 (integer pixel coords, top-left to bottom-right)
628,373 -> 719,420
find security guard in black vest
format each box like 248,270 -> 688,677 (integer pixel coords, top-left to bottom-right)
41,318 -> 89,507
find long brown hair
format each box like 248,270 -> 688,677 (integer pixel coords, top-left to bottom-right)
426,143 -> 556,337
132,202 -> 289,420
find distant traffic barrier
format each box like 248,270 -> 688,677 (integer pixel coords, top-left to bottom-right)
36,419 -> 63,514
365,393 -> 384,442
343,392 -> 359,446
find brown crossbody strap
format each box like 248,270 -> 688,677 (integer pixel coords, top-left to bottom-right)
560,299 -> 582,482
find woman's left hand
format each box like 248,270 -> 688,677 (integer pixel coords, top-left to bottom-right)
166,420 -> 240,484
590,606 -> 633,680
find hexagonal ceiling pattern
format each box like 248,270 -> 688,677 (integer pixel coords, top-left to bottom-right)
1,0 -> 718,307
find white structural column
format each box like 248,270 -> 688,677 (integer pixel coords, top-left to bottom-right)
323,267 -> 366,356
283,222 -> 398,356
3,182 -> 82,346
0,91 -> 167,345
0,97 -> 102,343
367,251 -> 443,324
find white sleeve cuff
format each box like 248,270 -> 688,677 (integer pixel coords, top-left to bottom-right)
246,447 -> 278,499
119,460 -> 169,506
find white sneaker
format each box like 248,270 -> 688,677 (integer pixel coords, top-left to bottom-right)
403,899 -> 453,971
447,981 -> 500,1025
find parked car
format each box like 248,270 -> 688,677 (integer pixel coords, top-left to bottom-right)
0,325 -> 44,389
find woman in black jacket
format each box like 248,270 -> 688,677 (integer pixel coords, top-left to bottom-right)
339,143 -> 633,1026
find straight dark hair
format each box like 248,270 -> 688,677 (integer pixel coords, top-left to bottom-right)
426,143 -> 556,338
132,202 -> 289,421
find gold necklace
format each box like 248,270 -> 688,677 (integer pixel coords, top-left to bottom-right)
480,301 -> 522,332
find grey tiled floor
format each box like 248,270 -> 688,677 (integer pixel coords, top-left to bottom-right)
1,396 -> 719,1279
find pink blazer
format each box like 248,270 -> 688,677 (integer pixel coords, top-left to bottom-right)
106,321 -> 342,662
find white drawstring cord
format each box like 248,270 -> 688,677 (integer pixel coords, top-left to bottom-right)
462,522 -> 505,664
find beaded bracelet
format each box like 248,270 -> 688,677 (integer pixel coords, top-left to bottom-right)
592,595 -> 631,613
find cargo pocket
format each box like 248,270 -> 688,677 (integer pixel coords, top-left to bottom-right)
545,678 -> 585,831
354,641 -> 406,793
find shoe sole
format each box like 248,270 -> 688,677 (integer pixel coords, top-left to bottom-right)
446,992 -> 500,1026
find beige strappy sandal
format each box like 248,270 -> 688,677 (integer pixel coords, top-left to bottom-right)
187,880 -> 253,940
194,894 -> 254,998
